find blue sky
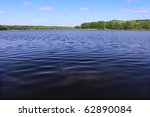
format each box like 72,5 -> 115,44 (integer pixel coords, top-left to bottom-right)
0,0 -> 150,26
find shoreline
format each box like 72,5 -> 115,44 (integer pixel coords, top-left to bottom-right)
0,29 -> 150,31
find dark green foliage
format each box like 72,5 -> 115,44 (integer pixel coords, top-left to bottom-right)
81,23 -> 92,29
0,25 -> 8,30
81,21 -> 106,29
1,19 -> 150,30
81,19 -> 150,30
97,21 -> 106,29
0,25 -> 74,30
74,26 -> 81,29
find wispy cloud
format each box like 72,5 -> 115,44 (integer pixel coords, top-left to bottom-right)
0,10 -> 11,14
120,8 -> 131,13
120,7 -> 149,13
134,7 -> 149,13
39,6 -> 53,11
79,7 -> 90,11
23,1 -> 32,6
127,0 -> 139,3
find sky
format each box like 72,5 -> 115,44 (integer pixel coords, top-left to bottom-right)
0,0 -> 150,26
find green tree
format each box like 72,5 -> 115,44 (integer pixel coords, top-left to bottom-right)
81,19 -> 150,30
0,25 -> 7,30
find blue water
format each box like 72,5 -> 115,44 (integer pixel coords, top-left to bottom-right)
0,30 -> 150,99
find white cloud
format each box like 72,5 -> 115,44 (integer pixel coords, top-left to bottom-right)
23,1 -> 32,6
79,7 -> 90,11
0,10 -> 11,14
127,0 -> 139,3
39,6 -> 53,11
120,8 -> 131,13
120,7 -> 149,13
133,7 -> 149,13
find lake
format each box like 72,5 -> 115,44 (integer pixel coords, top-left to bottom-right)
0,30 -> 150,99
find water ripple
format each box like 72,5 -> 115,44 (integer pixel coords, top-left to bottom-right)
0,30 -> 150,99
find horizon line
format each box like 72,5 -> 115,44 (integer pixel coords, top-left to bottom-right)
1,18 -> 150,27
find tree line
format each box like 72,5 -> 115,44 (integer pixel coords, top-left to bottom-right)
0,25 -> 74,30
80,19 -> 150,30
1,19 -> 150,30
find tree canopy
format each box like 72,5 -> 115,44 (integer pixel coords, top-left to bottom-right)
1,19 -> 150,30
81,19 -> 150,30
0,25 -> 74,30
0,25 -> 8,30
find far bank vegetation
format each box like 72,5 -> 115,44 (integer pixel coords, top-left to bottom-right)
1,19 -> 150,30
80,19 -> 150,30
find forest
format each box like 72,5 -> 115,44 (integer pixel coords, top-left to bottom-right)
1,19 -> 150,30
81,19 -> 150,30
0,25 -> 74,30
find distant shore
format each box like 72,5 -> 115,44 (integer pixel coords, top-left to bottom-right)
80,19 -> 150,30
0,25 -> 75,30
1,19 -> 150,31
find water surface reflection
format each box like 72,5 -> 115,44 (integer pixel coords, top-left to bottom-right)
0,30 -> 150,99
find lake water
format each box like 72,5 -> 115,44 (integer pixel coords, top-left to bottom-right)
0,30 -> 150,99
